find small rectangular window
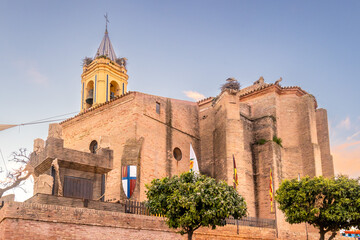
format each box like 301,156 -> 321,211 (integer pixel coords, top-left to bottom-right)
156,102 -> 160,114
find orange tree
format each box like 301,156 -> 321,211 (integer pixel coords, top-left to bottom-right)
276,176 -> 360,240
146,171 -> 247,240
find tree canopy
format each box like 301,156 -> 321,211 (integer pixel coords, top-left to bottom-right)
146,171 -> 247,240
276,175 -> 360,240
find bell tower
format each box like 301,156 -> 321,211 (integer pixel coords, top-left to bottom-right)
80,15 -> 128,112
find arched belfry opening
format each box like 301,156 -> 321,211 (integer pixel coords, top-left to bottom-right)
85,81 -> 94,109
110,81 -> 120,100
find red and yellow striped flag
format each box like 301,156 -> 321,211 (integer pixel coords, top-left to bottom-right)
269,168 -> 274,212
233,155 -> 238,189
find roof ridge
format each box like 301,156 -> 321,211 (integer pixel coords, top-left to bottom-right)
61,91 -> 135,124
239,83 -> 274,97
239,84 -> 307,98
197,96 -> 213,104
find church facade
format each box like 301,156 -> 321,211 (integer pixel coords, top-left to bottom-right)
1,27 -> 336,239
59,28 -> 334,221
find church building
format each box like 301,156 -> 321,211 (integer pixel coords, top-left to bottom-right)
0,24 -> 335,240
60,25 -> 334,214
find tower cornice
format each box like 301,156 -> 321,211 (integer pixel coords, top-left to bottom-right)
81,58 -> 128,81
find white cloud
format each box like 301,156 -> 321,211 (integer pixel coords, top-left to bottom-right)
14,60 -> 48,86
184,91 -> 205,101
337,117 -> 351,130
347,130 -> 360,141
27,67 -> 48,85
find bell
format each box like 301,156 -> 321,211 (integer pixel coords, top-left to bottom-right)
86,90 -> 94,105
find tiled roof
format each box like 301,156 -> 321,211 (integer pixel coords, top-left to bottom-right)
197,96 -> 214,104
197,83 -> 309,106
61,91 -> 135,124
239,84 -> 308,98
61,83 -> 310,125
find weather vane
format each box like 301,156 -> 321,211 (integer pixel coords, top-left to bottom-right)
104,13 -> 109,32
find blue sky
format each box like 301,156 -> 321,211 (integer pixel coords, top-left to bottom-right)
0,1 -> 359,199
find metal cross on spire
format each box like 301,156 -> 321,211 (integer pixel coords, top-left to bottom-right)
95,13 -> 116,61
104,13 -> 109,33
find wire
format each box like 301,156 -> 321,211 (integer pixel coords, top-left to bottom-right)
1,111 -> 78,131
20,118 -> 70,126
21,111 -> 78,125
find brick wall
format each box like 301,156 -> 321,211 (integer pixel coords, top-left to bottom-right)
0,201 -> 348,240
58,85 -> 335,238
316,108 -> 334,177
26,194 -> 125,212
61,92 -> 200,202
0,201 -> 276,240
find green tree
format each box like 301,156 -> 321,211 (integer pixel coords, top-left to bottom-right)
146,172 -> 247,240
276,175 -> 360,240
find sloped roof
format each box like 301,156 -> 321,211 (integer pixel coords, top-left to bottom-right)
94,30 -> 117,61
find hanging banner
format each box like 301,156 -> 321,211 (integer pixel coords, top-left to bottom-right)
0,124 -> 17,131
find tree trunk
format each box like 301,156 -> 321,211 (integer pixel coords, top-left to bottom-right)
188,231 -> 193,240
328,231 -> 337,240
319,228 -> 325,240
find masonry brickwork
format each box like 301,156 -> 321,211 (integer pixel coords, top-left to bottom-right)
0,201 -> 348,240
0,26 -> 337,239
0,81 -> 337,240
54,80 -> 335,239
0,79 -> 335,240
61,92 -> 200,202
29,136 -> 113,200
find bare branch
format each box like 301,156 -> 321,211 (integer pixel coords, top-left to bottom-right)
17,185 -> 27,193
0,171 -> 32,198
0,148 -> 33,198
10,148 -> 30,164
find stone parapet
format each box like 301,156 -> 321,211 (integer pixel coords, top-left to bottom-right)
29,137 -> 113,176
0,201 -> 347,240
26,193 -> 125,212
0,201 -> 276,240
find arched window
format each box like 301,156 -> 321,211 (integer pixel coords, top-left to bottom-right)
85,81 -> 94,109
110,81 -> 120,100
89,140 -> 98,154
